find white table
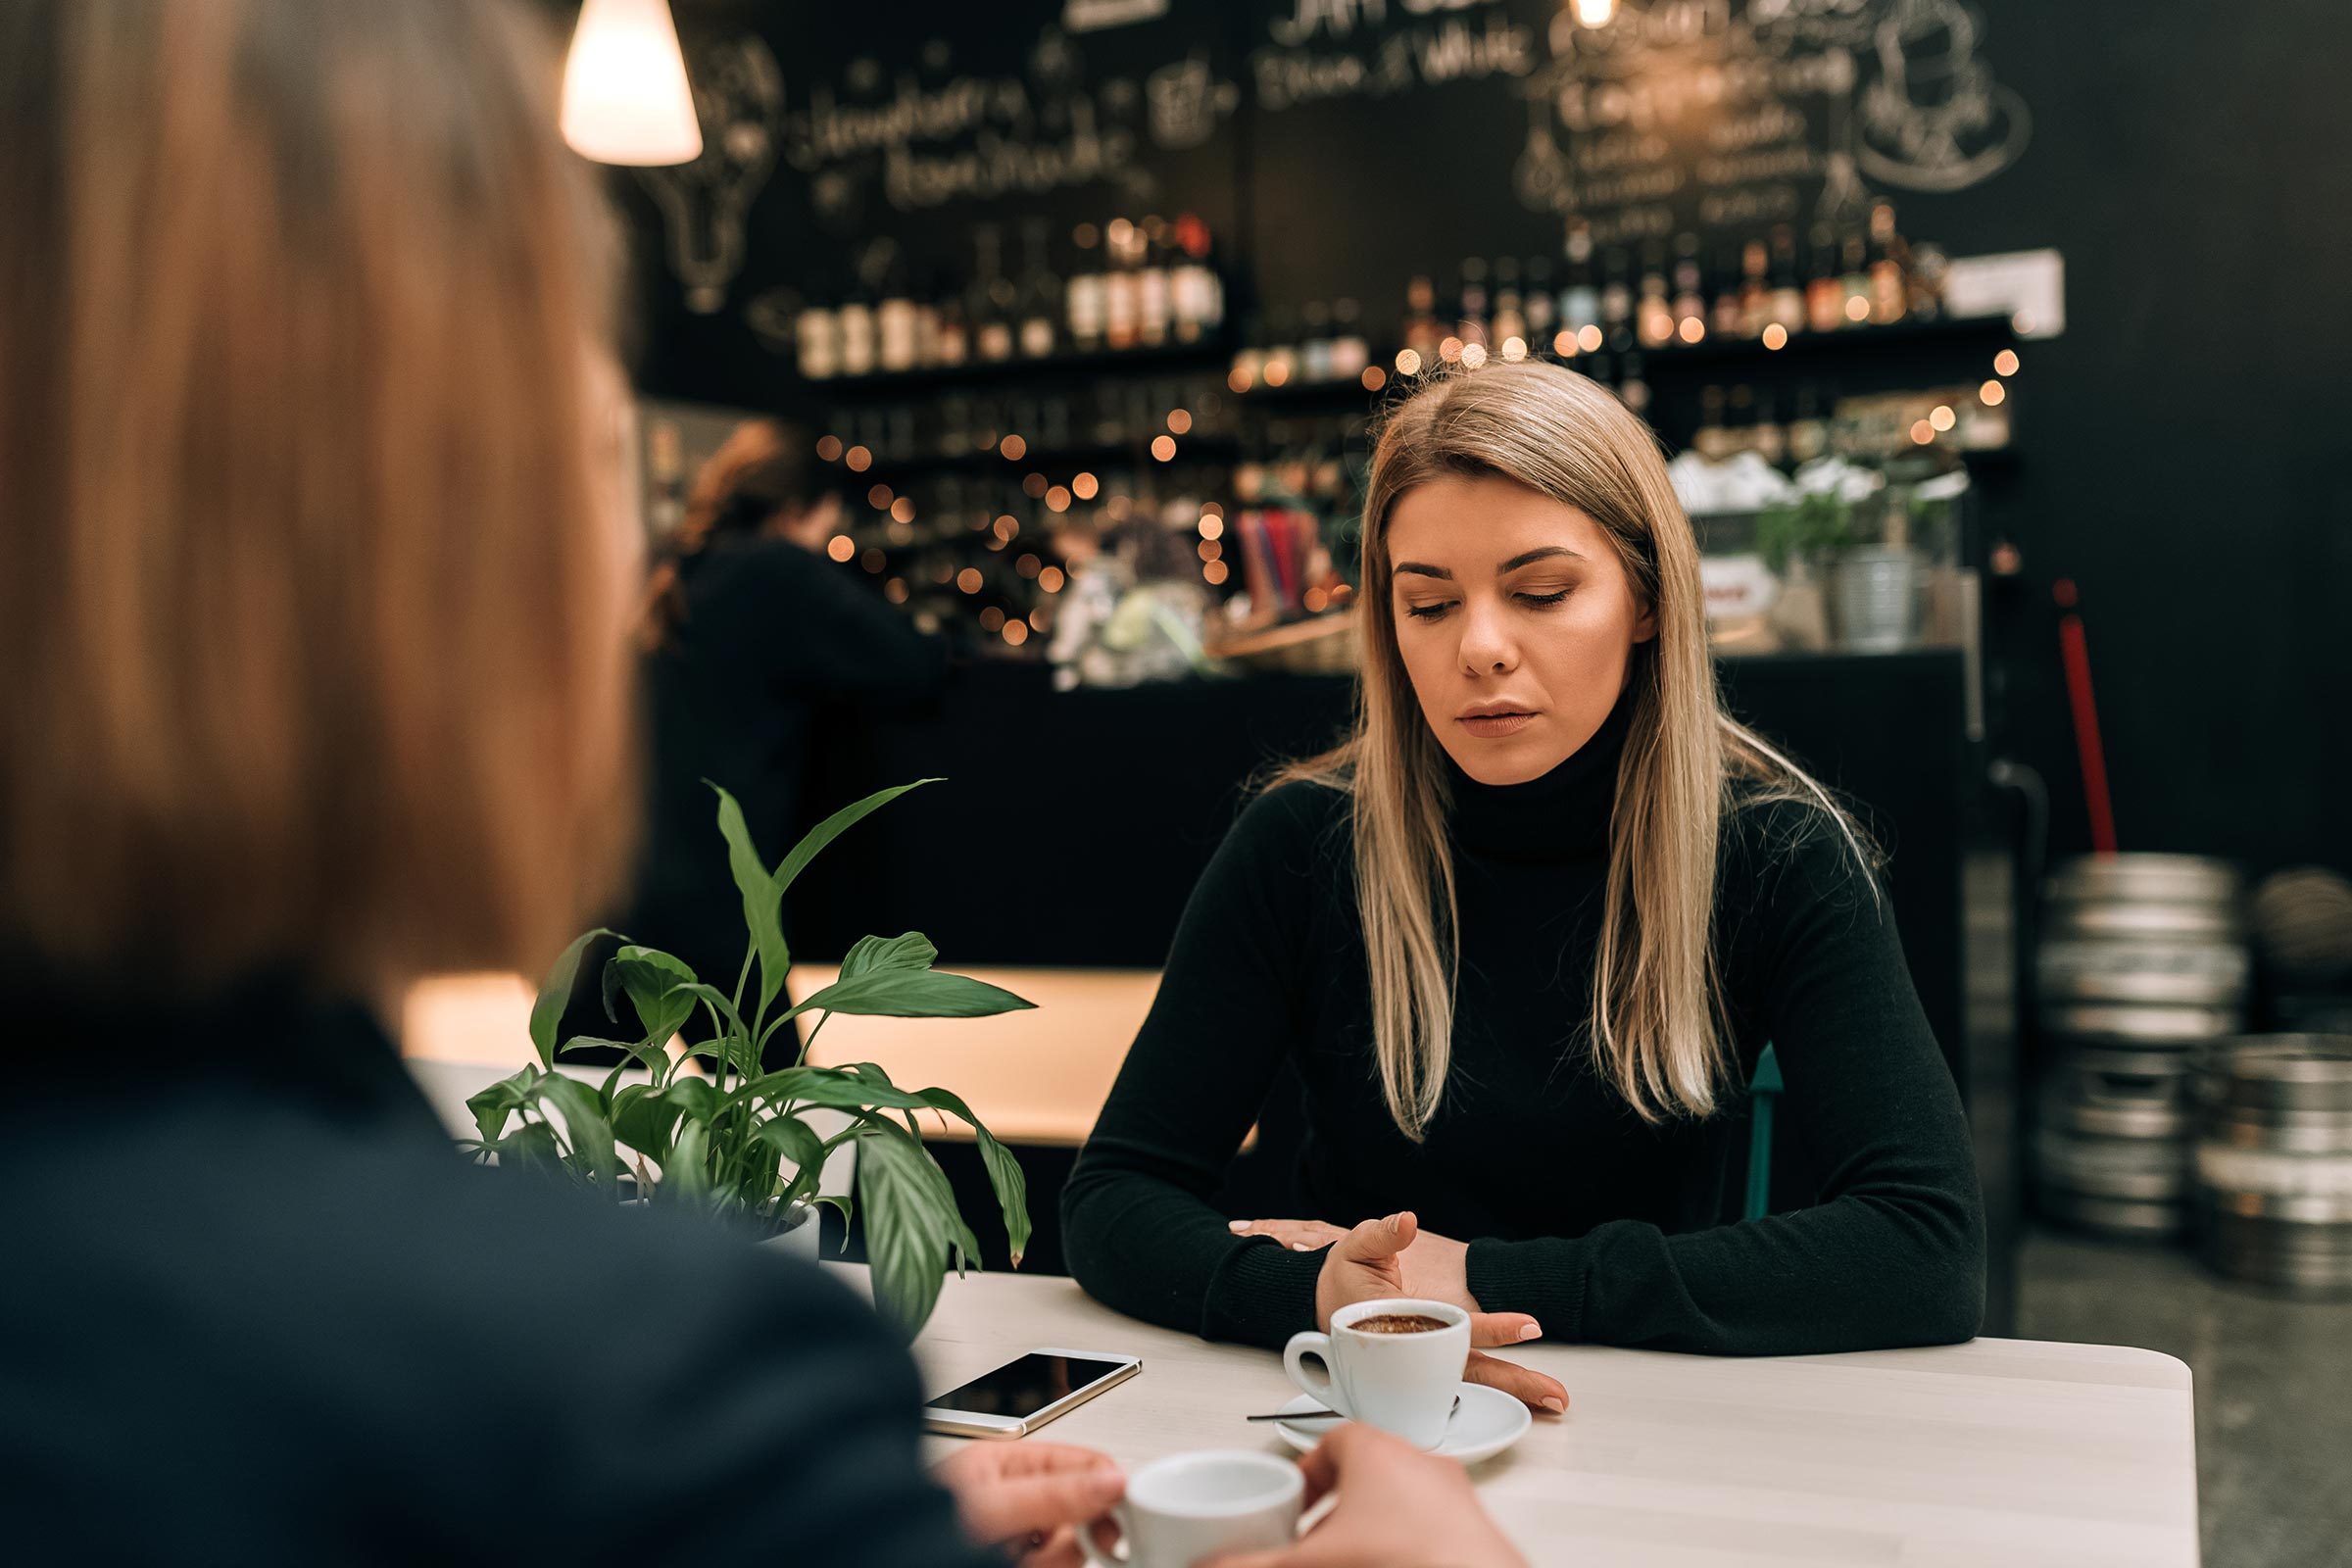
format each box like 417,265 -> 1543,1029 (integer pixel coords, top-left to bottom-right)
897,1269 -> 2199,1568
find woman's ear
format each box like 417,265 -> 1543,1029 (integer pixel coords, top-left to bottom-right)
1633,594 -> 1659,644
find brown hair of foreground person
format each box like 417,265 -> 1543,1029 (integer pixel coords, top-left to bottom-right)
0,1 -> 637,995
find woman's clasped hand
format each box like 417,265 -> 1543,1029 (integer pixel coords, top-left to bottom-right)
1230,1211 -> 1570,1414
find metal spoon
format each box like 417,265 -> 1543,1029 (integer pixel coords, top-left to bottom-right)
1247,1396 -> 1459,1423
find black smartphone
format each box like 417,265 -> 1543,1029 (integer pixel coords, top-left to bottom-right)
921,1348 -> 1143,1439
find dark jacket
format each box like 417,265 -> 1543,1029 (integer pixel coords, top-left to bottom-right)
628,535 -> 945,995
0,971 -> 993,1566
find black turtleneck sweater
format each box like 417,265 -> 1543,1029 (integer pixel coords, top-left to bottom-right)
1061,708 -> 1984,1355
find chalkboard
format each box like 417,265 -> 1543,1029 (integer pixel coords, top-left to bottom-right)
625,0 -> 2034,404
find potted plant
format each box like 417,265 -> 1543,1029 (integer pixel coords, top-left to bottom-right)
1756,491 -> 1852,652
461,778 -> 1035,1337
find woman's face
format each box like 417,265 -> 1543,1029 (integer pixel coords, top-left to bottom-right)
1385,472 -> 1654,786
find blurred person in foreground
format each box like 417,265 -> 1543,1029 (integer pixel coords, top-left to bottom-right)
0,4 -> 1517,1565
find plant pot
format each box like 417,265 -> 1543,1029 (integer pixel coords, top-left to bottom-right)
759,1199 -> 820,1262
1833,546 -> 1921,653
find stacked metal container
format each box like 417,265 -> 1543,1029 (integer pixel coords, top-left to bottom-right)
2194,1036 -> 2352,1294
2034,856 -> 2250,1236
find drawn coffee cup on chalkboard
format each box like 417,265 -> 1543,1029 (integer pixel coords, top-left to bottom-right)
1856,0 -> 2030,193
1147,55 -> 1231,151
641,34 -> 785,315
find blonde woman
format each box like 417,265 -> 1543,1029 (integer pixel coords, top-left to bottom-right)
1063,360 -> 1984,1408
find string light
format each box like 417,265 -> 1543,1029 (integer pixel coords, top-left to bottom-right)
1228,366 -> 1255,394
1072,471 -> 1100,500
1045,485 -> 1071,513
1262,360 -> 1291,388
1015,553 -> 1042,578
956,567 -> 983,594
1199,539 -> 1222,562
1910,419 -> 1936,445
1762,323 -> 1788,351
1980,379 -> 2007,406
1002,619 -> 1029,647
1929,404 -> 1956,432
1572,0 -> 1616,25
1846,296 -> 1871,322
1202,560 -> 1229,585
1499,336 -> 1528,362
845,446 -> 872,472
1199,514 -> 1225,541
883,577 -> 909,604
1303,587 -> 1329,613
999,434 -> 1026,461
1461,342 -> 1489,369
1166,410 -> 1194,435
815,435 -> 844,463
825,534 -> 856,563
1395,349 -> 1423,375
1438,336 -> 1464,363
978,607 -> 1005,632
1151,435 -> 1177,462
1360,366 -> 1388,391
891,496 -> 917,523
1038,566 -> 1066,593
860,548 -> 886,573
1552,329 -> 1577,357
1021,472 -> 1049,499
1577,324 -> 1603,352
1994,349 -> 2021,376
1678,318 -> 1705,344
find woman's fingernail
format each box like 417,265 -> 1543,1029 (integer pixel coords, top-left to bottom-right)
1229,1220 -> 1250,1232
1519,1323 -> 1544,1341
1543,1397 -> 1566,1413
1293,1242 -> 1314,1251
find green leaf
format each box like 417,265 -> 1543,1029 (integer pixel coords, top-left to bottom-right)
746,1066 -> 934,1115
503,1120 -> 564,1179
658,1075 -> 724,1126
606,946 -> 701,1047
906,1086 -> 1032,1268
838,931 -> 939,981
709,783 -> 793,1021
666,1119 -> 710,1207
813,1193 -> 855,1253
464,1066 -> 538,1145
753,1114 -> 829,1190
856,1119 -> 963,1338
772,780 -> 940,895
535,1072 -> 618,1192
612,1084 -> 680,1163
530,929 -> 614,1068
795,968 -> 1036,1021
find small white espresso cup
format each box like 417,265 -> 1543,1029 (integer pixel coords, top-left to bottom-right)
1283,1298 -> 1471,1450
1080,1449 -> 1302,1568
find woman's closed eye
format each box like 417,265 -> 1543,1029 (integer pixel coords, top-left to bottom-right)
1401,588 -> 1571,621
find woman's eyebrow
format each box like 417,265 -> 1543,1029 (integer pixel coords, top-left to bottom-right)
1499,547 -> 1585,571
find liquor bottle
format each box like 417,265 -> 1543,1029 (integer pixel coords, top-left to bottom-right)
1804,225 -> 1846,335
1737,238 -> 1770,337
1724,383 -> 1757,456
1636,241 -> 1675,349
1786,384 -> 1830,466
836,277 -> 876,377
1619,351 -> 1651,418
911,270 -> 942,369
1710,243 -> 1744,339
1599,249 -> 1635,352
971,225 -> 1014,363
1868,202 -> 1907,325
1402,274 -> 1444,361
1015,218 -> 1060,359
1492,258 -> 1527,356
795,296 -> 840,381
1329,297 -> 1369,379
876,262 -> 919,373
1171,214 -> 1221,344
1840,227 -> 1872,327
1457,258 -> 1491,349
1137,218 -> 1172,348
1523,257 -> 1556,347
1752,390 -> 1787,466
1103,218 -> 1140,352
1300,300 -> 1334,382
1694,384 -> 1729,460
1671,233 -> 1706,342
932,279 -> 969,367
1066,222 -> 1106,352
1560,225 -> 1600,346
1768,225 -> 1805,332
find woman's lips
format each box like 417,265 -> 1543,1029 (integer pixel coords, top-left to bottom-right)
1459,711 -> 1536,738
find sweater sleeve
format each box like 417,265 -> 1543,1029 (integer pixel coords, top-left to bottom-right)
1060,786 -> 1337,1349
737,543 -> 948,708
1462,805 -> 1986,1354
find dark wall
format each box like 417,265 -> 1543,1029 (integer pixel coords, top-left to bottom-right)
628,0 -> 2352,875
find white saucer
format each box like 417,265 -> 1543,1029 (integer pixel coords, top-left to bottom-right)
1269,1382 -> 1531,1464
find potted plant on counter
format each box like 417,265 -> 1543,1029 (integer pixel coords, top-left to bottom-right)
461,779 -> 1035,1336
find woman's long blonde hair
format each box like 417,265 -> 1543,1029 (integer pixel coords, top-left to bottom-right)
1280,360 -> 1869,1139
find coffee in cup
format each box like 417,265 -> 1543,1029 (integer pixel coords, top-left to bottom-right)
1282,1298 -> 1471,1449
1080,1449 -> 1301,1568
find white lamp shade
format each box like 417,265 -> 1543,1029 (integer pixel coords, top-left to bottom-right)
561,0 -> 704,167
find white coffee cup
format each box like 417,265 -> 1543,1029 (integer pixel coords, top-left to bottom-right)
1283,1298 -> 1470,1450
1080,1449 -> 1302,1568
